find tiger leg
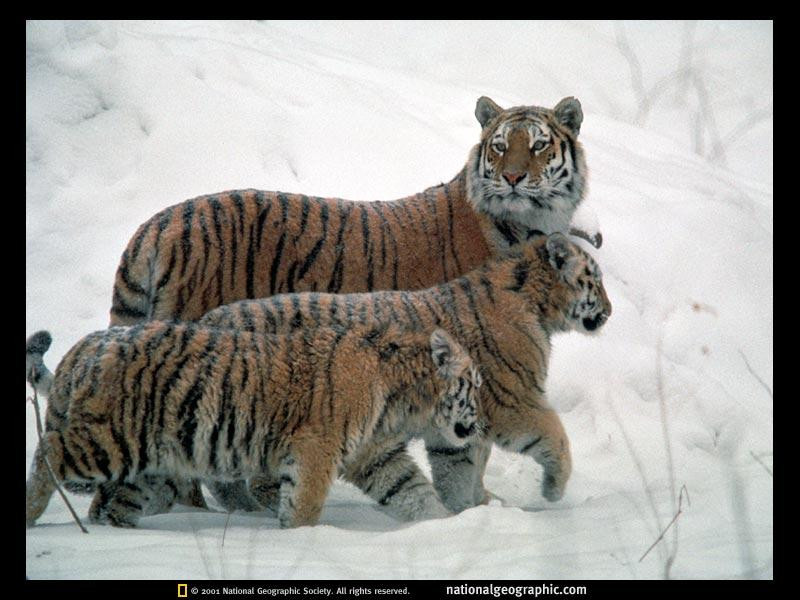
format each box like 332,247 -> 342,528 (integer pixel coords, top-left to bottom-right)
89,475 -> 180,528
277,440 -> 337,528
177,479 -> 208,509
423,429 -> 487,513
206,480 -> 265,513
499,413 -> 572,502
471,440 -> 493,505
26,432 -> 62,527
342,438 -> 451,521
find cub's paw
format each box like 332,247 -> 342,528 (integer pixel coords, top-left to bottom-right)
541,473 -> 565,502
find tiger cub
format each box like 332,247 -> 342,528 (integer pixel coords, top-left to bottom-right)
25,322 -> 481,529
201,232 -> 611,514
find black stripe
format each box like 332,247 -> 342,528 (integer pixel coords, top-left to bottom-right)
327,200 -> 351,293
209,345 -> 235,473
116,252 -> 148,296
520,437 -> 542,454
110,295 -> 147,320
361,205 -> 374,290
285,261 -> 298,294
209,198 -> 226,307
494,219 -> 520,246
297,202 -> 329,282
378,471 -> 415,505
372,202 -> 388,270
427,446 -> 468,456
243,196 -> 257,299
196,205 -> 212,298
444,183 -> 464,274
361,443 -> 406,481
399,292 -> 423,328
269,232 -> 286,295
427,189 -> 449,280
255,193 -> 272,252
179,201 -> 195,280
298,195 -> 310,233
382,202 -> 402,289
227,196 -> 239,295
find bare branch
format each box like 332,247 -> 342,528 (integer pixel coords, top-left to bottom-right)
750,451 -> 773,477
614,21 -> 647,124
674,21 -> 698,106
222,510 -> 232,547
738,349 -> 773,400
28,376 -> 89,534
639,484 -> 690,563
655,332 -> 679,579
691,71 -> 727,166
710,106 -> 773,161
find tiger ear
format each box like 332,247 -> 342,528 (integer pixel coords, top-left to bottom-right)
475,96 -> 504,128
430,328 -> 468,378
545,232 -> 574,272
553,97 -> 583,136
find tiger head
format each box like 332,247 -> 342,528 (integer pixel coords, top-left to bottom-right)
532,233 -> 612,334
429,329 -> 482,447
466,96 -> 587,238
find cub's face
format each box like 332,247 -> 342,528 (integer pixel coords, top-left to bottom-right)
545,233 -> 612,334
435,364 -> 482,447
468,96 -> 586,231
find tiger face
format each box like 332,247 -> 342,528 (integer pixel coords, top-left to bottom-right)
429,329 -> 482,447
542,233 -> 612,334
467,96 -> 587,236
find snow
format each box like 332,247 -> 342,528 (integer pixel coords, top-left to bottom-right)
26,20 -> 772,580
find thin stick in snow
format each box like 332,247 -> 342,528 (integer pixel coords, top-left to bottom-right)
28,378 -> 89,534
750,451 -> 773,477
738,349 -> 773,400
638,484 -> 690,563
222,511 -> 232,547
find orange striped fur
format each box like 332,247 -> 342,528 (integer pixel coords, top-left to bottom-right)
25,322 -> 481,528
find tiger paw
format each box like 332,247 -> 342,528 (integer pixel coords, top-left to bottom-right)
541,473 -> 565,502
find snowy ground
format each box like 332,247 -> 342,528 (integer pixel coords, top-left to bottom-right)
25,21 -> 773,580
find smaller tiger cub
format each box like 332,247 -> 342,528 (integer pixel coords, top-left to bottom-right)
25,321 -> 481,529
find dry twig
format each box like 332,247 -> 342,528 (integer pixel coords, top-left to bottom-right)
28,374 -> 88,534
738,349 -> 773,400
639,484 -> 690,563
750,451 -> 773,477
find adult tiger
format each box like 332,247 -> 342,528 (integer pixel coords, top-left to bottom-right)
109,96 -> 592,327
107,95 -> 593,509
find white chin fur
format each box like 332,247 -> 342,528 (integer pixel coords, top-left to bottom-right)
442,428 -> 472,448
487,195 -> 532,215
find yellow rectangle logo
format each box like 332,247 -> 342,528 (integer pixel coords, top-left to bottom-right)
178,584 -> 188,598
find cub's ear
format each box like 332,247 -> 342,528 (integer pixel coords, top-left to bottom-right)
545,232 -> 574,272
553,97 -> 583,136
475,96 -> 504,128
430,328 -> 468,378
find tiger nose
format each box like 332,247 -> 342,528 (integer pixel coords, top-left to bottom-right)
503,171 -> 525,186
455,422 -> 475,438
